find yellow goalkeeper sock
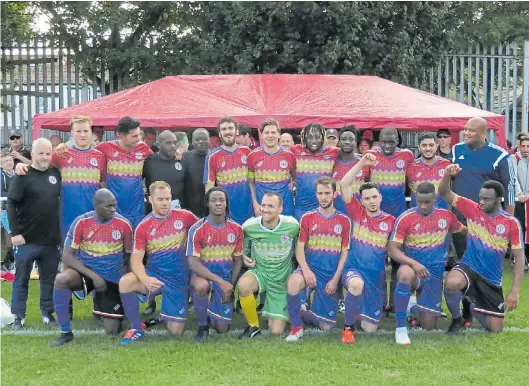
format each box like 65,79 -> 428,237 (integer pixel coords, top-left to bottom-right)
240,294 -> 259,327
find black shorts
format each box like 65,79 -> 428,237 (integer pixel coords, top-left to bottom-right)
73,275 -> 124,318
453,264 -> 505,318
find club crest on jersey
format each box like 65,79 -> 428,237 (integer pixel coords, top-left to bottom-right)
257,161 -> 264,168
280,160 -> 288,169
227,233 -> 236,243
281,235 -> 289,243
112,230 -> 121,240
438,169 -> 445,177
48,176 -> 57,184
90,158 -> 98,167
174,220 -> 184,230
241,155 -> 247,164
379,222 -> 388,231
87,231 -> 94,239
396,160 -> 405,169
174,162 -> 182,171
334,224 -> 343,234
438,219 -> 447,229
496,224 -> 506,235
135,152 -> 143,160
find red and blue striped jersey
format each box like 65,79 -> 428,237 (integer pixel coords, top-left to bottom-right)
406,157 -> 451,209
332,155 -> 369,214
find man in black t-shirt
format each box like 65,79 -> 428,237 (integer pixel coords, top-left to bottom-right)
7,138 -> 62,329
142,130 -> 186,213
182,128 -> 210,218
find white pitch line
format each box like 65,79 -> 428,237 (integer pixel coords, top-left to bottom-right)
2,326 -> 528,336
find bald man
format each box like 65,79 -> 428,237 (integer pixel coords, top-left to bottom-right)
49,135 -> 63,150
280,133 -> 294,148
50,189 -> 133,346
7,138 -> 62,329
450,116 -> 516,326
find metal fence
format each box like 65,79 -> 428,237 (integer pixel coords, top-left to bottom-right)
1,36 -> 529,148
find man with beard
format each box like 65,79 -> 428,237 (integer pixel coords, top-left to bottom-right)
56,117 -> 153,229
290,124 -> 340,220
183,128 -> 210,218
143,130 -> 186,212
407,132 -> 452,210
440,165 -> 525,335
187,187 -> 244,342
285,177 -> 351,341
8,138 -> 62,329
389,182 -> 466,345
368,127 -> 414,314
204,117 -> 253,225
332,125 -> 369,214
248,118 -> 296,217
339,154 -> 396,343
50,189 -> 133,346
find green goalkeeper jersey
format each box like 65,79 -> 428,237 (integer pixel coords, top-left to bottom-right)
242,215 -> 300,285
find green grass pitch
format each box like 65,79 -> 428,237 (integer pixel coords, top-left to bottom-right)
1,262 -> 528,385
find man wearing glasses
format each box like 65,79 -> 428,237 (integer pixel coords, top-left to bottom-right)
437,129 -> 452,160
8,130 -> 31,167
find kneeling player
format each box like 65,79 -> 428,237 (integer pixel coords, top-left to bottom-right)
187,187 -> 243,342
237,193 -> 300,338
389,182 -> 466,345
50,189 -> 133,346
339,153 -> 396,343
439,165 -> 525,335
119,182 -> 198,344
286,177 -> 351,341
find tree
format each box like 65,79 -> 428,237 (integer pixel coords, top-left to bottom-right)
0,2 -> 34,45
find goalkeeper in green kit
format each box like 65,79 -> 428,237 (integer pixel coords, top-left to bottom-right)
237,192 -> 300,339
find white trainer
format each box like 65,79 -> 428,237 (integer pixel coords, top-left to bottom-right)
395,326 -> 411,345
285,327 -> 304,342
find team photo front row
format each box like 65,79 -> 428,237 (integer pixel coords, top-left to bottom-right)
11,151 -> 524,347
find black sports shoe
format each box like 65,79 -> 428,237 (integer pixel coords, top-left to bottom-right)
50,332 -> 74,347
12,316 -> 25,330
42,313 -> 58,326
256,303 -> 264,315
447,317 -> 464,336
238,325 -> 261,339
384,306 -> 395,318
461,298 -> 472,326
143,300 -> 157,315
195,326 -> 209,343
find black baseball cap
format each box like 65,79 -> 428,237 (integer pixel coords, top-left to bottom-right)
326,128 -> 338,138
437,129 -> 450,137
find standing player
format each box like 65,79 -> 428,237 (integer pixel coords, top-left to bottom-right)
439,165 -> 525,335
332,126 -> 369,214
407,132 -> 452,210
248,118 -> 296,217
204,117 -> 252,225
291,124 -> 340,220
237,193 -> 300,338
388,182 -> 467,345
187,187 -> 244,342
339,153 -> 396,343
55,117 -> 153,229
369,127 -> 414,314
15,116 -> 106,241
118,182 -> 198,344
285,177 -> 351,341
50,189 -> 133,346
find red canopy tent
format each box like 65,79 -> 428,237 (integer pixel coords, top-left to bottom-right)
32,74 -> 506,147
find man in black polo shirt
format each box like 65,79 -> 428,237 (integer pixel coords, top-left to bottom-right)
7,138 -> 62,329
8,129 -> 32,167
143,130 -> 186,212
182,128 -> 210,218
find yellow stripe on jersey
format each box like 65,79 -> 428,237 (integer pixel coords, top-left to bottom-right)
306,235 -> 342,253
254,169 -> 291,183
467,220 -> 509,252
409,179 -> 442,193
216,166 -> 248,185
61,167 -> 101,184
371,170 -> 407,186
353,225 -> 389,249
296,159 -> 334,174
405,231 -> 447,249
79,241 -> 123,257
107,159 -> 143,177
146,232 -> 187,254
200,245 -> 235,262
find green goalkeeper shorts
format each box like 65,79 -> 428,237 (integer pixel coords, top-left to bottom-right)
247,269 -> 289,322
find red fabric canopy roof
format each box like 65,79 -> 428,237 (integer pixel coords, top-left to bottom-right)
32,74 -> 506,147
